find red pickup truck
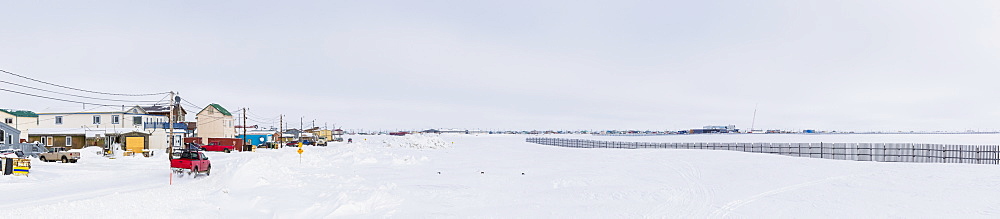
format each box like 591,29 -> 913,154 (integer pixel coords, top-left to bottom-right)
170,151 -> 211,178
202,138 -> 241,153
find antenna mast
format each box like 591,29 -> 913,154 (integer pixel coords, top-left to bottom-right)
750,103 -> 758,133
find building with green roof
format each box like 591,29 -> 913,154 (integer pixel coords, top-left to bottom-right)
195,103 -> 236,142
1,109 -> 40,141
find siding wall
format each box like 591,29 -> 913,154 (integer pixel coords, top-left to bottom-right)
1,111 -> 38,141
196,107 -> 235,142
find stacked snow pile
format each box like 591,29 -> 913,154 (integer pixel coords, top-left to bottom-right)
380,135 -> 450,149
73,146 -> 105,159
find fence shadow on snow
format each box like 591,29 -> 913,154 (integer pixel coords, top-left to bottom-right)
525,137 -> 1000,165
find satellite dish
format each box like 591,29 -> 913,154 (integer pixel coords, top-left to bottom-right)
174,96 -> 182,102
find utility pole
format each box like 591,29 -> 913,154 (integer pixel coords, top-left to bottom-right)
242,108 -> 247,152
168,91 -> 175,155
279,114 -> 283,149
168,91 -> 175,185
750,103 -> 758,133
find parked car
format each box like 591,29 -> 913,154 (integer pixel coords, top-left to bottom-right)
315,139 -> 327,146
38,147 -> 80,163
285,141 -> 299,146
170,150 -> 211,178
257,142 -> 277,149
201,142 -> 236,153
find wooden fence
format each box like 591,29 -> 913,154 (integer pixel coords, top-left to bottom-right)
526,137 -> 1000,165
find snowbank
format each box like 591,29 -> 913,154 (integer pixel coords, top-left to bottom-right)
5,134 -> 1000,218
377,135 -> 450,149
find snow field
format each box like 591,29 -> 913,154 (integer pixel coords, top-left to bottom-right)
3,134 -> 1000,218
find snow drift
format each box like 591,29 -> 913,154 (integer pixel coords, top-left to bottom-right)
4,134 -> 1000,218
376,134 -> 451,149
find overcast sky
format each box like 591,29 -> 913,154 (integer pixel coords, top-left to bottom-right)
1,1 -> 998,132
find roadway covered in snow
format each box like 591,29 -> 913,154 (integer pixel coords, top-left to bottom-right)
3,134 -> 1000,218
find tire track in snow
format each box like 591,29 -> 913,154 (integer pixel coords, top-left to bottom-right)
0,182 -> 163,210
708,173 -> 873,218
652,158 -> 716,218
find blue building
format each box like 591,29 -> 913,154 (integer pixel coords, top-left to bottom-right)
235,130 -> 276,146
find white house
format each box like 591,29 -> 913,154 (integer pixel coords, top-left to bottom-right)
29,106 -> 184,151
0,109 -> 39,142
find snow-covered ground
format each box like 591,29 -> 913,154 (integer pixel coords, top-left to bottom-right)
3,134 -> 1000,218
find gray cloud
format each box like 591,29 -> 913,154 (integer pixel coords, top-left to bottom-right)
1,0 -> 998,131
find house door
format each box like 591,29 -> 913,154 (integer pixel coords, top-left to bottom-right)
125,137 -> 145,152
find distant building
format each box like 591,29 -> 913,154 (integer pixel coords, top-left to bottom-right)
305,128 -> 332,141
439,129 -> 468,134
140,104 -> 187,123
195,104 -> 235,143
690,125 -> 739,134
703,125 -> 737,130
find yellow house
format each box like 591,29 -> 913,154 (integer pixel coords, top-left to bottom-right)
310,129 -> 333,141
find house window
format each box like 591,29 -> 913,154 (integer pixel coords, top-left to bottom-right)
112,115 -> 120,124
93,115 -> 101,124
133,116 -> 142,125
4,118 -> 11,124
6,134 -> 11,144
45,136 -> 53,146
65,136 -> 72,146
55,116 -> 63,124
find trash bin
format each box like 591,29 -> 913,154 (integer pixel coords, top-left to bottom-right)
3,158 -> 13,175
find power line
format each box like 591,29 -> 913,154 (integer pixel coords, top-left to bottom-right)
0,80 -> 163,103
246,117 -> 278,124
1,69 -> 170,96
182,102 -> 202,110
240,112 -> 279,122
182,99 -> 202,108
246,111 -> 279,120
0,88 -> 129,106
151,95 -> 172,106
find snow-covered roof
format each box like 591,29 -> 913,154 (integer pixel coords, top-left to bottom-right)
241,131 -> 277,135
36,105 -> 153,115
28,128 -> 146,136
140,105 -> 186,113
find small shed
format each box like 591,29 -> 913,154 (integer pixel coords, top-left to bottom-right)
120,131 -> 150,153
